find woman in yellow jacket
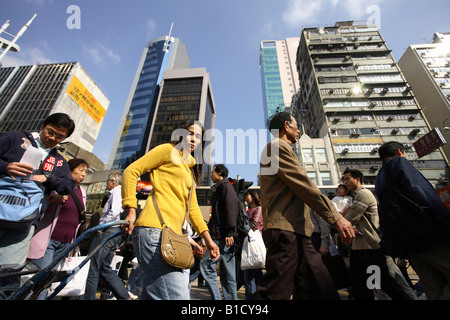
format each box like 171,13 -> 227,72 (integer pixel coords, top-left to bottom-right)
121,120 -> 220,300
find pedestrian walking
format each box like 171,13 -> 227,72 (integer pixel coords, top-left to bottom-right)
82,171 -> 130,300
253,111 -> 355,300
200,164 -> 239,300
121,120 -> 219,300
375,141 -> 450,299
0,113 -> 75,295
342,167 -> 414,300
27,158 -> 89,299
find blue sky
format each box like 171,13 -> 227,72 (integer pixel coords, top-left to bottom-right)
1,0 -> 450,184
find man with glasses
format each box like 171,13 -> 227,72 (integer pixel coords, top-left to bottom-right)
0,113 -> 76,293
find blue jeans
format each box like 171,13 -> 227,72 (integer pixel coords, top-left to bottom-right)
200,239 -> 237,300
0,225 -> 35,266
82,227 -> 129,300
132,227 -> 190,300
0,225 -> 35,297
29,240 -> 71,300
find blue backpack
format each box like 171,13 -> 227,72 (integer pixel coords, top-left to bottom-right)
0,177 -> 44,229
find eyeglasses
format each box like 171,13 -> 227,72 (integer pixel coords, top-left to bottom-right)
43,127 -> 66,141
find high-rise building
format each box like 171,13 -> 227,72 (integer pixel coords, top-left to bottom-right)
108,35 -> 190,169
259,38 -> 300,127
0,62 -> 109,153
147,67 -> 216,186
293,21 -> 448,186
398,32 -> 450,160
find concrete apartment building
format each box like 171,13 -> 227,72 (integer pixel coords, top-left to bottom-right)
0,62 -> 109,154
293,21 -> 448,186
399,32 -> 450,161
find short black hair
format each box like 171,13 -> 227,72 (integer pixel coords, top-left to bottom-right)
343,167 -> 364,184
268,111 -> 294,132
213,164 -> 228,178
43,113 -> 75,137
68,158 -> 89,172
378,141 -> 405,160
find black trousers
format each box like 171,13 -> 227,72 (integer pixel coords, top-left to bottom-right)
253,229 -> 339,300
349,249 -> 413,300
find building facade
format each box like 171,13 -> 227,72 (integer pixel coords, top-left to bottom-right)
0,61 -> 109,153
147,67 -> 216,186
398,32 -> 450,160
108,36 -> 190,169
296,133 -> 341,186
293,21 -> 448,186
259,38 -> 301,128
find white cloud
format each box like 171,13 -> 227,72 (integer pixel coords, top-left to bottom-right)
83,42 -> 120,65
145,19 -> 157,38
1,46 -> 53,67
282,0 -> 324,27
25,0 -> 53,6
281,0 -> 385,28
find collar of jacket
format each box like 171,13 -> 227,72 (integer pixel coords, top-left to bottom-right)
211,178 -> 228,194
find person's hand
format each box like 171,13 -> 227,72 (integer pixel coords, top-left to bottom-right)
201,231 -> 220,261
6,162 -> 33,179
207,241 -> 220,261
334,217 -> 355,246
319,247 -> 329,256
122,208 -> 136,235
225,236 -> 234,247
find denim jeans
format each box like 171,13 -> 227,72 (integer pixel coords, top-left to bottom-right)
82,227 -> 129,300
0,225 -> 35,266
132,227 -> 190,300
29,240 -> 71,300
200,239 -> 237,300
0,225 -> 35,297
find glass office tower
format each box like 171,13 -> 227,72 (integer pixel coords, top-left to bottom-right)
147,68 -> 216,185
259,38 -> 300,128
109,36 -> 189,169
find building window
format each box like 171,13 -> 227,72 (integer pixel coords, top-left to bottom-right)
307,172 -> 317,184
320,172 -> 332,185
302,148 -> 314,162
316,148 -> 328,162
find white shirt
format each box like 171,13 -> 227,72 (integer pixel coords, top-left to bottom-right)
100,185 -> 123,225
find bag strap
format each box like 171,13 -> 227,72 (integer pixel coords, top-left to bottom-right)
152,172 -> 195,228
70,189 -> 85,214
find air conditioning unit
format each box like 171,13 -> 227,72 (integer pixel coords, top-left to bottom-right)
391,128 -> 400,134
410,128 -> 420,135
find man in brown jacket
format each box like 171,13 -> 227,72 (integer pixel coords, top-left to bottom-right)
254,111 -> 355,300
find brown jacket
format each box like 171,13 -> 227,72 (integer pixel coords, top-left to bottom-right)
260,138 -> 342,237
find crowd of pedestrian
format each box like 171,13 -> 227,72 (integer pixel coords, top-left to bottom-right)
1,111 -> 449,300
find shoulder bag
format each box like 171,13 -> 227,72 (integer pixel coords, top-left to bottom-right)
152,173 -> 195,269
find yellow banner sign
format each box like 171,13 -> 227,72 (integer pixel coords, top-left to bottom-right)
66,75 -> 106,124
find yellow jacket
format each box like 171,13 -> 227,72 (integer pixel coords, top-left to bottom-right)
122,143 -> 208,236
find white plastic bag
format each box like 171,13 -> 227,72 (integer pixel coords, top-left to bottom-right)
240,229 -> 266,270
49,249 -> 91,297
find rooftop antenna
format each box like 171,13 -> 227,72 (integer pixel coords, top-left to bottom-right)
163,22 -> 174,52
0,13 -> 37,65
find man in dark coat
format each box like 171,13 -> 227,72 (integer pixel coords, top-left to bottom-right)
200,164 -> 239,300
375,141 -> 450,299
